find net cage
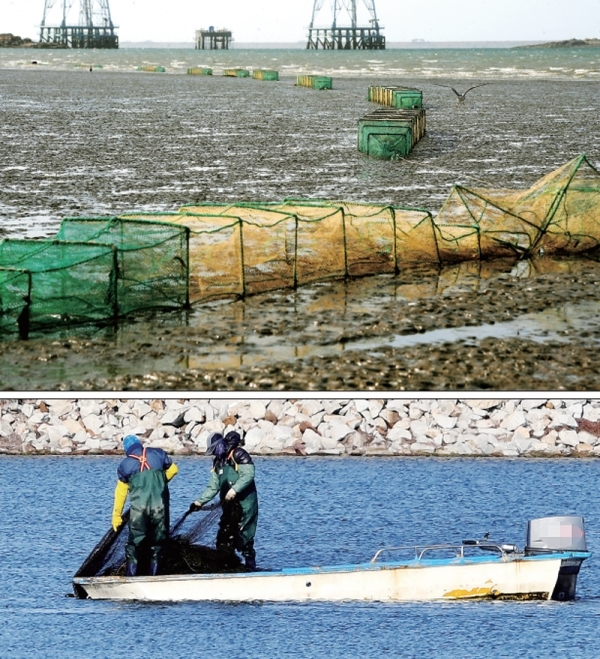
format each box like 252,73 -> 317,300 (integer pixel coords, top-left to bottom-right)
253,69 -> 279,81
1,156 -> 600,337
296,75 -> 333,90
433,154 -> 600,260
122,207 -> 301,302
56,217 -> 190,314
120,156 -> 600,306
126,203 -> 437,303
367,85 -> 423,109
358,108 -> 427,160
223,68 -> 250,77
0,240 -> 118,334
0,218 -> 189,336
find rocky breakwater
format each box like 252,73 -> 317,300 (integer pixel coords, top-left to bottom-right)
0,34 -> 39,48
1,399 -> 600,458
0,33 -> 65,48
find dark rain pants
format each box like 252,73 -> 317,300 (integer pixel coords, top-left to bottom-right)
215,462 -> 259,561
216,499 -> 258,561
126,505 -> 169,566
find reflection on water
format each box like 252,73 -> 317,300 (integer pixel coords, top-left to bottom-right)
379,302 -> 600,350
1,253 -> 597,390
178,300 -> 600,371
120,255 -> 599,372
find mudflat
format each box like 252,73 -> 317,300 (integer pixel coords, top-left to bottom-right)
1,70 -> 600,390
0,255 -> 597,390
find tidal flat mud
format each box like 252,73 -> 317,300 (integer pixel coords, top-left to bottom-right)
1,71 -> 600,390
0,255 -> 598,390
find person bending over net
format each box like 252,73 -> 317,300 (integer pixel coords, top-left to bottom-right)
190,431 -> 259,571
112,434 -> 179,576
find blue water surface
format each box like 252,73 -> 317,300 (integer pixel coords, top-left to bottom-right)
2,456 -> 600,658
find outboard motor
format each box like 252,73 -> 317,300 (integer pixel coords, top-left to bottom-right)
525,516 -> 588,601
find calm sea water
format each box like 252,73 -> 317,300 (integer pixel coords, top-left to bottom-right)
2,456 -> 600,658
1,45 -> 600,80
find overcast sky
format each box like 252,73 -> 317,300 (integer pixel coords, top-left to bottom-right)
3,0 -> 599,44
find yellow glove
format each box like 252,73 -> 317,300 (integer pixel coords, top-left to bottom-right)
112,512 -> 123,532
165,463 -> 178,482
112,480 -> 129,531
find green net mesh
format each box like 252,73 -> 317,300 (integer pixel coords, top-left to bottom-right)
0,268 -> 31,333
0,239 -> 118,331
1,155 -> 599,337
56,217 -> 189,314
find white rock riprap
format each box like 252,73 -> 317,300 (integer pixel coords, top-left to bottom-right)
0,398 -> 599,457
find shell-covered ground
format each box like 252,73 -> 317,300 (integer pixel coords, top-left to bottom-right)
1,70 -> 600,390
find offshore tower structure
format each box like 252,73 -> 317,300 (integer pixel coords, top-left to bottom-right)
307,0 -> 384,50
195,27 -> 233,49
39,0 -> 118,48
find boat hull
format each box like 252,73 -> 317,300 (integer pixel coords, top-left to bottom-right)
73,555 -> 571,602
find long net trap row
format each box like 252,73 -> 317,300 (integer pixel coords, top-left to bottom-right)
1,155 -> 599,336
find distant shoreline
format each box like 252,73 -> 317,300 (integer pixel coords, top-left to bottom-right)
514,38 -> 600,49
0,33 -> 63,48
120,40 -> 549,50
5,37 -> 596,50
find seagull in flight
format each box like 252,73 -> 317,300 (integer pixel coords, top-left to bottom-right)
435,83 -> 489,102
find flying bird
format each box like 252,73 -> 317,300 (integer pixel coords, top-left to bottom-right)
435,83 -> 489,102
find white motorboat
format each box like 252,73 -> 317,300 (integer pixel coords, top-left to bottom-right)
73,515 -> 591,603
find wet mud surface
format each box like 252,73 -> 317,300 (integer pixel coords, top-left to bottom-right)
1,255 -> 599,391
2,71 -> 600,237
1,70 -> 600,391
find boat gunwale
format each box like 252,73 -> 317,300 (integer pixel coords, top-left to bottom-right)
72,549 -> 591,587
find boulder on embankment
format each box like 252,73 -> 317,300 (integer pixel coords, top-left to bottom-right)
0,398 -> 599,458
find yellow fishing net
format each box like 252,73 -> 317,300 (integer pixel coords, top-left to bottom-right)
434,154 -> 600,259
126,203 -> 435,302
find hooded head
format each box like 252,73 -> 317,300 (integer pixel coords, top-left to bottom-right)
224,431 -> 242,450
123,434 -> 142,455
206,432 -> 226,458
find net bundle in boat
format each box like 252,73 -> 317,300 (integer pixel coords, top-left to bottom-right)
74,503 -> 243,581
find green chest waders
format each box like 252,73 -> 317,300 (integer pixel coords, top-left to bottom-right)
126,449 -> 170,576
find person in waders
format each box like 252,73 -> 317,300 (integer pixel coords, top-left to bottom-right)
190,431 -> 259,571
112,434 -> 179,576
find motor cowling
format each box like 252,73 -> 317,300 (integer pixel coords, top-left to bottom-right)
526,515 -> 587,553
525,516 -> 587,601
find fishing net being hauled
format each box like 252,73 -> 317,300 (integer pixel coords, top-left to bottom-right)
74,503 -> 244,588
